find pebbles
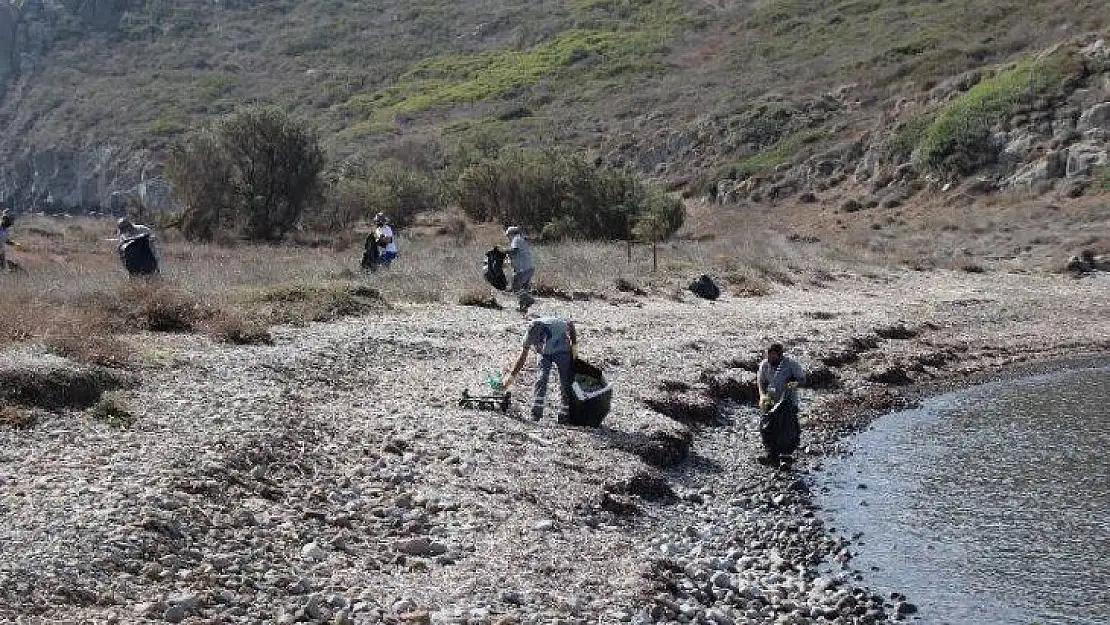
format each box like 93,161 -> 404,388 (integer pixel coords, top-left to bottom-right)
1,271 -> 1106,623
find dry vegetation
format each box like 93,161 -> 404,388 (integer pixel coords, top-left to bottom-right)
0,210 -> 849,366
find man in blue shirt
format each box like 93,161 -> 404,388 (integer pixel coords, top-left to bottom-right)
503,315 -> 578,422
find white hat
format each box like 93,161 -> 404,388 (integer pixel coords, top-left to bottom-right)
505,226 -> 522,237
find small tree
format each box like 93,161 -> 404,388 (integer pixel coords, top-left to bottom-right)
167,107 -> 324,242
456,148 -> 684,240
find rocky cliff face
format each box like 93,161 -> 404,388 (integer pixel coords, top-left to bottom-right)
0,0 -> 167,215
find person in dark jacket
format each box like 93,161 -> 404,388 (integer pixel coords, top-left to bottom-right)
115,217 -> 159,276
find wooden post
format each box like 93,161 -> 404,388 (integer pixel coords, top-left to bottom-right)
652,240 -> 658,273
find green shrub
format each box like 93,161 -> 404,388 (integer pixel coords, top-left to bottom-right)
915,51 -> 1081,176
1096,166 -> 1110,191
168,107 -> 325,242
885,115 -> 933,164
457,148 -> 683,240
89,396 -> 136,428
312,159 -> 442,231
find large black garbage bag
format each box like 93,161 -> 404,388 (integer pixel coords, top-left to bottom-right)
563,358 -> 612,427
120,234 -> 158,276
760,401 -> 801,456
361,235 -> 381,272
688,274 -> 720,300
483,246 -> 508,291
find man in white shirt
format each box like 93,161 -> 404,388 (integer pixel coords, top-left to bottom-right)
374,213 -> 398,267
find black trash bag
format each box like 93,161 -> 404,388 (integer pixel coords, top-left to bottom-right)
483,246 -> 508,291
688,274 -> 720,300
760,401 -> 801,456
562,358 -> 612,427
119,234 -> 158,276
361,235 -> 381,273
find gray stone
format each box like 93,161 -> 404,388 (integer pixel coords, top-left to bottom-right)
163,604 -> 187,624
394,537 -> 448,556
1066,141 -> 1108,178
304,594 -> 323,620
301,542 -> 327,561
705,607 -> 736,625
1078,102 -> 1110,132
1001,133 -> 1036,162
134,602 -> 165,617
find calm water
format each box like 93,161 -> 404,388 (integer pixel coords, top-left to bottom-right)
816,366 -> 1110,625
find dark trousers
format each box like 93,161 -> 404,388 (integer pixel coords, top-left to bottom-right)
533,351 -> 573,419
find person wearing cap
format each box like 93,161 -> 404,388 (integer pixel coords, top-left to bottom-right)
116,217 -> 156,252
115,217 -> 159,275
504,226 -> 535,312
502,314 -> 578,422
373,213 -> 398,267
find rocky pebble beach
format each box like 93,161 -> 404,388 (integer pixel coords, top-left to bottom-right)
1,269 -> 1107,624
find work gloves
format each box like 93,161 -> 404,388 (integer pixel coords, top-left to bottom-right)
759,394 -> 774,412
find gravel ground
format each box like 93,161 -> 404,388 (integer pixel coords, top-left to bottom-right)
1,268 -> 1107,624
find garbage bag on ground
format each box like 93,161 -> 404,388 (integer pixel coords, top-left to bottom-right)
688,274 -> 720,300
563,358 -> 612,427
760,400 -> 800,456
483,246 -> 508,291
120,234 -> 158,276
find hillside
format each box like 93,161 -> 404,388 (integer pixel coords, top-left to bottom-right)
0,0 -> 1108,236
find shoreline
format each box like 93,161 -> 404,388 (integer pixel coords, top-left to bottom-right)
631,305 -> 1110,624
0,269 -> 1107,624
800,357 -> 1110,625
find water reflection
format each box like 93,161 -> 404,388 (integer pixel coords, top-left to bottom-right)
816,366 -> 1110,625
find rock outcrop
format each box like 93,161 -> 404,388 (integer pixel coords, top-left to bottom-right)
0,0 -> 150,214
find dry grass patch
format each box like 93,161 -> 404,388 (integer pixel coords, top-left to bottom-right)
0,363 -> 133,411
202,311 -> 274,345
0,404 -> 36,429
236,281 -> 388,326
722,271 -> 773,298
457,288 -> 503,310
88,395 -> 136,428
42,332 -> 133,369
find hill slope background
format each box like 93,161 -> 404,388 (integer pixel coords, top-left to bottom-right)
0,0 -> 1108,257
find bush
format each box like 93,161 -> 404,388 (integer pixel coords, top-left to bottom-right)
457,148 -> 684,240
89,395 -> 136,428
168,107 -> 325,242
914,50 -> 1082,176
238,281 -> 387,325
117,281 -> 211,332
203,311 -> 274,345
320,160 -> 440,230
457,288 -> 503,309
